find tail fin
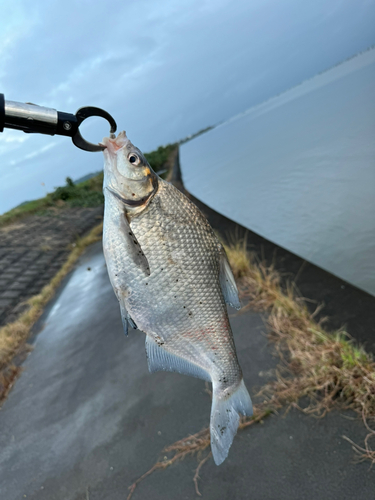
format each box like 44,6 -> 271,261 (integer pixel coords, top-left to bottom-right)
210,379 -> 253,465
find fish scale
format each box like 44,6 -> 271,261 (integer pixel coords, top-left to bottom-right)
102,131 -> 253,464
130,182 -> 236,367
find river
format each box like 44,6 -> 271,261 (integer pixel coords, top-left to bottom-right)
180,49 -> 375,296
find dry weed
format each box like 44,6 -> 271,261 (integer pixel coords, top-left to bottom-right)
343,410 -> 375,466
224,241 -> 375,452
127,406 -> 273,500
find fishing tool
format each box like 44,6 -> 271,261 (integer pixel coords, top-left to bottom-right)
0,93 -> 117,152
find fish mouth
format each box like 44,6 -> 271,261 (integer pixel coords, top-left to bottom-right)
101,131 -> 129,153
105,186 -> 152,207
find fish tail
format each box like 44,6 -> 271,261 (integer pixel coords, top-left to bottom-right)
210,378 -> 253,465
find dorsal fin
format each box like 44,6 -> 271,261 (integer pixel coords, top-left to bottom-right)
219,248 -> 241,310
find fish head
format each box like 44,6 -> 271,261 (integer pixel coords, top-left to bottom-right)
102,131 -> 158,211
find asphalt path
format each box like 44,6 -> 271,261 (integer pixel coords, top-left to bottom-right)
0,241 -> 373,500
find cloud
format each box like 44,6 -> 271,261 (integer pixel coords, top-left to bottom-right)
9,141 -> 58,167
0,0 -> 375,213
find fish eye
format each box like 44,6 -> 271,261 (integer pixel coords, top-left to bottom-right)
128,153 -> 140,165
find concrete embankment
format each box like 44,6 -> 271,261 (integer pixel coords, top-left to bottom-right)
0,206 -> 103,327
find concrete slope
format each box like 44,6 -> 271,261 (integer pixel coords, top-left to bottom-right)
0,242 -> 373,499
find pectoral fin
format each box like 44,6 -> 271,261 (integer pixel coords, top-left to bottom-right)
120,307 -> 128,336
120,301 -> 137,336
119,213 -> 150,276
219,247 -> 241,310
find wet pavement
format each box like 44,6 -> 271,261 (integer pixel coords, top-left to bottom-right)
0,241 -> 373,500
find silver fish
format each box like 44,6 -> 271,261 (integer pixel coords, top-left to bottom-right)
102,131 -> 253,465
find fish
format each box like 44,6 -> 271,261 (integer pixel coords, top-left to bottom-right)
101,131 -> 253,465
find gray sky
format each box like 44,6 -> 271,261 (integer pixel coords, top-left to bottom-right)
1,0 -> 374,213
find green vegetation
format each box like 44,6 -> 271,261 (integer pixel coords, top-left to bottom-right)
0,197 -> 53,227
144,143 -> 177,172
0,142 -> 178,228
50,176 -> 104,207
0,128 -> 218,226
0,174 -> 105,227
179,125 -> 214,144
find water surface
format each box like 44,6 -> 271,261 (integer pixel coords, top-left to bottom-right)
180,49 -> 375,295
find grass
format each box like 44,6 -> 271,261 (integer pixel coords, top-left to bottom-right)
0,222 -> 103,402
127,238 -> 375,499
0,197 -> 54,227
0,175 -> 104,227
49,176 -> 104,208
144,143 -> 178,173
224,240 -> 375,422
0,143 -> 176,228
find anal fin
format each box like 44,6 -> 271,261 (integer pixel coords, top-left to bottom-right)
145,336 -> 211,382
